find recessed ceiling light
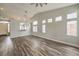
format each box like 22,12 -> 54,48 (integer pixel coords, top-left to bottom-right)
0,8 -> 4,11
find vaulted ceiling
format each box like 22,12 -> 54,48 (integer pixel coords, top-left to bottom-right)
0,3 -> 76,21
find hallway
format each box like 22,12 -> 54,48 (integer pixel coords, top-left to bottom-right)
0,35 -> 79,56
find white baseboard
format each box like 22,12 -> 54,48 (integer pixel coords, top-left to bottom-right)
10,34 -> 31,38
32,35 -> 79,48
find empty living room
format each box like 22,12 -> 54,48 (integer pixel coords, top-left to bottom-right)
0,2 -> 79,56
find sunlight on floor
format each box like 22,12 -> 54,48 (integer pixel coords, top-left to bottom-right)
0,36 -> 13,55
31,39 -> 40,49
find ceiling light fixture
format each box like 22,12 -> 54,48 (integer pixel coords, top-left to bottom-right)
30,3 -> 47,7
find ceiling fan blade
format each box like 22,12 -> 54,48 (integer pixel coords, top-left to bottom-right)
40,3 -> 42,7
30,3 -> 47,7
36,3 -> 38,7
30,3 -> 34,5
45,3 -> 47,5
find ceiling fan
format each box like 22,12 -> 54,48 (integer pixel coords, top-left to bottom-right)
30,3 -> 47,7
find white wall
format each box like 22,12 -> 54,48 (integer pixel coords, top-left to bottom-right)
10,20 -> 31,38
31,4 -> 79,47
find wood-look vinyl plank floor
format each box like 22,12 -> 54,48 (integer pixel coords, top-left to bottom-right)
0,35 -> 79,56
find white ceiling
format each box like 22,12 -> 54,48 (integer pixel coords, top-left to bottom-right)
0,3 -> 76,21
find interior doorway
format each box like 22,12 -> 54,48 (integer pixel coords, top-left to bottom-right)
0,21 -> 10,36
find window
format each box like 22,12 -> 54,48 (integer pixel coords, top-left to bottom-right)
42,20 -> 46,33
42,20 -> 46,24
32,21 -> 38,32
33,21 -> 38,25
42,25 -> 46,33
67,21 -> 77,36
55,16 -> 62,22
48,18 -> 52,23
67,12 -> 77,19
33,26 -> 37,32
20,23 -> 26,31
8,23 -> 10,32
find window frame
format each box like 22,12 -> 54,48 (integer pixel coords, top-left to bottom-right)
67,12 -> 77,19
42,24 -> 46,33
32,20 -> 38,32
20,23 -> 27,31
33,25 -> 38,32
48,18 -> 52,23
42,20 -> 46,33
42,20 -> 46,24
67,20 -> 77,36
55,16 -> 62,22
